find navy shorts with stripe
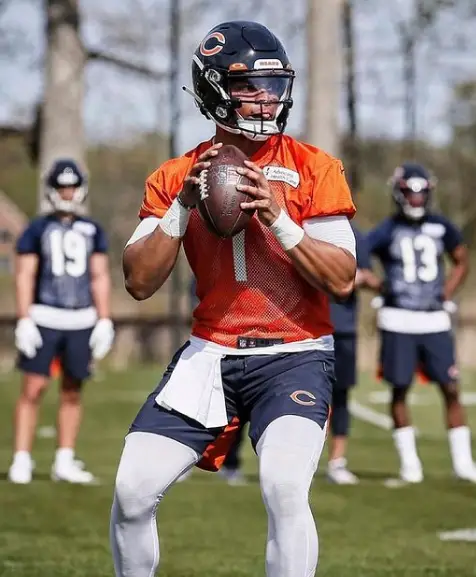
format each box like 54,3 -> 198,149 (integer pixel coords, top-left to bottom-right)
18,326 -> 93,381
130,344 -> 335,459
380,330 -> 457,387
334,334 -> 357,390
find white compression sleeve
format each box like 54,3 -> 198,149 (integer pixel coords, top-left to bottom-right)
125,217 -> 160,247
257,415 -> 327,577
302,215 -> 356,258
110,432 -> 199,577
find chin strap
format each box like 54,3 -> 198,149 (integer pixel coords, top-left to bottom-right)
182,85 -> 274,141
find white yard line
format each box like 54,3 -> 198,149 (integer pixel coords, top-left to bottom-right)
349,400 -> 393,430
438,529 -> 476,542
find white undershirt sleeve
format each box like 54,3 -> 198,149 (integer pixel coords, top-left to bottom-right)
125,216 -> 161,247
302,215 -> 356,258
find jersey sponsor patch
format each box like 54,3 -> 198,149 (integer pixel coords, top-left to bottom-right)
73,221 -> 96,236
263,165 -> 300,188
421,222 -> 445,238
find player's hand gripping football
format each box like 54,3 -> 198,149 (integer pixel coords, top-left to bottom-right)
236,161 -> 281,227
178,142 -> 223,208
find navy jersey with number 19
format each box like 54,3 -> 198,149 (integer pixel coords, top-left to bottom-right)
16,215 -> 108,310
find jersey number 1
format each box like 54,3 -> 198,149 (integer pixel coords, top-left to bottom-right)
400,234 -> 438,283
50,230 -> 87,277
232,231 -> 247,282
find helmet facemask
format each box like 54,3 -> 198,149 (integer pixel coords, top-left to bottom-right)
45,165 -> 88,215
47,186 -> 88,215
393,176 -> 431,221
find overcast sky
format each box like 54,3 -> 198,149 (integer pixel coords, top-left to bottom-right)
1,0 -> 474,155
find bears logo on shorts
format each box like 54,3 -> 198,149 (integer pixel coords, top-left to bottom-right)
290,390 -> 316,406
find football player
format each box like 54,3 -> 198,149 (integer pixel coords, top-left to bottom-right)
367,162 -> 476,483
8,159 -> 114,484
111,21 -> 356,577
327,223 -> 379,484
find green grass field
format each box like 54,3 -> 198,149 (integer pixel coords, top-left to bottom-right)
1,366 -> 476,577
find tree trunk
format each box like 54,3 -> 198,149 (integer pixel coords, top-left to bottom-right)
305,0 -> 344,157
39,0 -> 86,214
342,0 -> 361,195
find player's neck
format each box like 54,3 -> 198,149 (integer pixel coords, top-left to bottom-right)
55,211 -> 75,224
214,128 -> 268,158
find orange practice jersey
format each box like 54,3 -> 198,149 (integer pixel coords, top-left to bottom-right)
140,135 -> 356,348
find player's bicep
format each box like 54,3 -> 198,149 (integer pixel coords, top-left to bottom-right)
15,253 -> 39,278
448,243 -> 469,266
90,253 -> 110,279
125,216 -> 161,248
302,216 -> 356,258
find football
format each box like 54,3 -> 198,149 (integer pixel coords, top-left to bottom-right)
196,144 -> 255,238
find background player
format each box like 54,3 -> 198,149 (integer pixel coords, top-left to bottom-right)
111,21 -> 356,577
367,162 -> 476,483
327,223 -> 379,484
9,158 -> 115,485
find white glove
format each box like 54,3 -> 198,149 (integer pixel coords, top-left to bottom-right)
15,317 -> 43,359
443,300 -> 458,314
370,296 -> 384,310
89,318 -> 115,360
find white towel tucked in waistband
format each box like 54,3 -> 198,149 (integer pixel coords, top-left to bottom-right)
155,340 -> 227,429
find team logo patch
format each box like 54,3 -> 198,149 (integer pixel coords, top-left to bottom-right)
200,32 -> 226,57
421,222 -> 445,238
73,221 -> 96,236
290,390 -> 316,406
263,166 -> 300,188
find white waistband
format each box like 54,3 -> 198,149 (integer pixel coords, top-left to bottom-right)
377,307 -> 451,334
30,304 -> 97,330
189,334 -> 334,355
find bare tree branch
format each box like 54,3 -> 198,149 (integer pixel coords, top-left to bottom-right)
87,48 -> 167,79
0,123 -> 30,137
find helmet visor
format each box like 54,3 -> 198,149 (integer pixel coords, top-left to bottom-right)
228,74 -> 292,101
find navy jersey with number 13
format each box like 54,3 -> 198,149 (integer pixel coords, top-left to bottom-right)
16,215 -> 108,309
367,214 -> 463,311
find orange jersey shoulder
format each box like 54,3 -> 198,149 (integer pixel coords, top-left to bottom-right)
139,139 -> 213,219
276,135 -> 356,222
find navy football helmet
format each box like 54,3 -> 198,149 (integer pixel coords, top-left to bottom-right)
45,158 -> 88,214
389,162 -> 435,220
185,21 -> 295,141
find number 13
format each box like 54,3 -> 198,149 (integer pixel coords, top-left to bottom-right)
400,234 -> 438,283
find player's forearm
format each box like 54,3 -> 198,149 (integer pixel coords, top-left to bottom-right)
91,272 -> 111,318
444,264 -> 468,301
123,228 -> 181,300
15,273 -> 35,318
288,235 -> 356,299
